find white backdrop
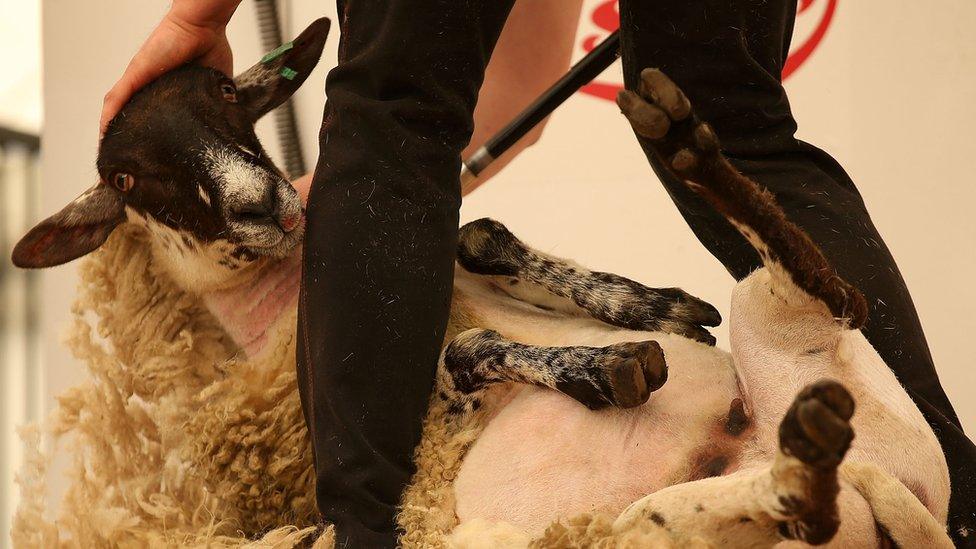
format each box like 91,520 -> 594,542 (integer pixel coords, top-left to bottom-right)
35,0 -> 976,513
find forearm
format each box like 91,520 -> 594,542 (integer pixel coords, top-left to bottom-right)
462,0 -> 584,195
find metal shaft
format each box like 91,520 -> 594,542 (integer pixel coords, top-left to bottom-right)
462,30 -> 620,188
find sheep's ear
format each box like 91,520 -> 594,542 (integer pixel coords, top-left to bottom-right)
12,183 -> 124,268
234,17 -> 330,122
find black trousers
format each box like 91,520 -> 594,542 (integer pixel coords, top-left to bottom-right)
299,1 -> 976,547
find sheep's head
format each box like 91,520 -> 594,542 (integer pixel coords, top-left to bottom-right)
12,18 -> 330,292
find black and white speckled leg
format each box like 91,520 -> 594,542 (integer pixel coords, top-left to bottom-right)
437,328 -> 667,417
457,219 -> 721,345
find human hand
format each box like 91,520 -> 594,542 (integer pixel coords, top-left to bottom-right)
291,173 -> 313,205
99,1 -> 241,135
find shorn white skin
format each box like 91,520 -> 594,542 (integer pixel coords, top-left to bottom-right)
450,264 -> 948,545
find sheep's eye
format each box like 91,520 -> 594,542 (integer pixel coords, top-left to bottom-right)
112,173 -> 134,192
221,82 -> 237,103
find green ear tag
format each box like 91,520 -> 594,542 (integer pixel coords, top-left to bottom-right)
280,67 -> 299,80
261,41 -> 294,64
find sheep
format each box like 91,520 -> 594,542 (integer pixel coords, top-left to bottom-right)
11,18 -> 951,548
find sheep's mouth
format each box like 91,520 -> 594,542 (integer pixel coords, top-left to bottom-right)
230,212 -> 306,258
254,228 -> 304,258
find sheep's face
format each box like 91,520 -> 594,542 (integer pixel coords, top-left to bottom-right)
96,65 -> 309,291
12,19 -> 330,292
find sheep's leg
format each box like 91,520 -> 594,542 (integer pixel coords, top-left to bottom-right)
457,218 -> 721,344
839,462 -> 954,548
617,68 -> 868,329
612,380 -> 859,547
436,328 -> 667,417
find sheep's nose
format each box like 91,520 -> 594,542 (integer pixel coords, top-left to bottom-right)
231,203 -> 274,223
279,212 -> 301,232
230,189 -> 277,224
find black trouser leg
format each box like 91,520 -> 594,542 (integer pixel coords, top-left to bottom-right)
618,2 -> 976,544
297,1 -> 513,546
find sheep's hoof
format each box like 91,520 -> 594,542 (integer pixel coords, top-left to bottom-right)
779,380 -> 855,470
605,340 -> 667,407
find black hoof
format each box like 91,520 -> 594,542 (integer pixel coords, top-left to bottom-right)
601,340 -> 667,408
779,380 -> 855,470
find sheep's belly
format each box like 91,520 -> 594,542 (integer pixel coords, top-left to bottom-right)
454,341 -> 741,537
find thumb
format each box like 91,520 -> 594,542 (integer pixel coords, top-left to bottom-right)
291,174 -> 313,204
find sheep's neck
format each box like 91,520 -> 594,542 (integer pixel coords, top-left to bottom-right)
202,249 -> 302,358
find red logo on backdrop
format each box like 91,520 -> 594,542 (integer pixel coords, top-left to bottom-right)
579,0 -> 838,101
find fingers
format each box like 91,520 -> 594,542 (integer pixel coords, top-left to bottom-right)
100,81 -> 136,136
100,39 -> 181,135
169,16 -> 233,75
290,174 -> 313,204
197,36 -> 234,76
99,16 -> 230,136
100,28 -> 186,134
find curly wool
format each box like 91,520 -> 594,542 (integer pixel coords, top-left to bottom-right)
12,226 -> 327,547
11,226 -> 677,548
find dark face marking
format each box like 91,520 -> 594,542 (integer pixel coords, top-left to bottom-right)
777,494 -> 804,516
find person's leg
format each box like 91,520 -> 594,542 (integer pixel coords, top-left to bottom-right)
297,1 -> 513,546
617,2 -> 976,544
